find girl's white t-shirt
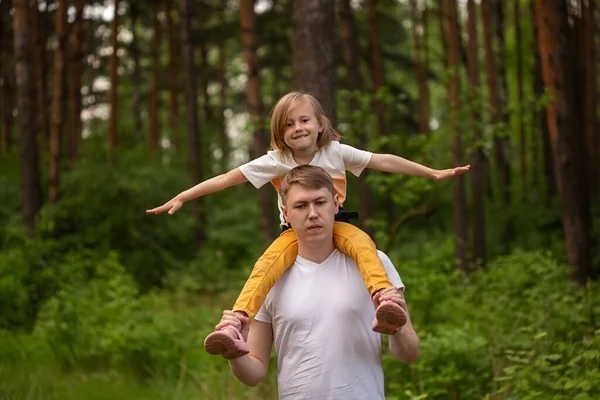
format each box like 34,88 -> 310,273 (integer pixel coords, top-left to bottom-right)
255,250 -> 404,400
238,141 -> 373,226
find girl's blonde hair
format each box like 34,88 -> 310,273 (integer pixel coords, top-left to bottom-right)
270,92 -> 340,154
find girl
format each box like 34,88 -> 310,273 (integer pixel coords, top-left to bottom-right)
147,92 -> 469,359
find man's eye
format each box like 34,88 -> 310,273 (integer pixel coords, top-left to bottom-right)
295,205 -> 305,209
317,201 -> 326,206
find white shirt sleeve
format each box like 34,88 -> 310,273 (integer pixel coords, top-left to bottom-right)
377,250 -> 405,290
339,143 -> 373,177
238,154 -> 279,189
254,297 -> 272,323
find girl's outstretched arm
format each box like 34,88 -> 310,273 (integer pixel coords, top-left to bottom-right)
367,153 -> 470,180
146,168 -> 248,215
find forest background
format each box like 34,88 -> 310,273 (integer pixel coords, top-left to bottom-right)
1,0 -> 599,399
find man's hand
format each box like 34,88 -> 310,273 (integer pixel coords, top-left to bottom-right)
373,286 -> 407,314
215,310 -> 250,342
146,196 -> 184,215
432,165 -> 470,180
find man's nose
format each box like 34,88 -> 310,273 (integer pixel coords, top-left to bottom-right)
308,204 -> 318,218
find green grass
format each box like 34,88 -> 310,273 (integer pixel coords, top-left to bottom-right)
0,297 -> 278,400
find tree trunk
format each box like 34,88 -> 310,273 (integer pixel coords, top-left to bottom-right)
291,0 -> 336,126
13,0 -> 42,236
217,33 -> 229,171
514,0 -> 526,200
240,0 -> 277,243
339,0 -> 373,236
68,0 -> 84,166
29,0 -> 49,145
181,0 -> 205,247
108,0 -> 119,164
166,0 -> 180,152
574,0 -> 597,194
1,0 -> 15,154
533,0 -> 594,283
49,0 -> 67,203
466,0 -> 485,266
444,0 -> 468,273
368,0 -> 386,139
198,41 -> 212,128
410,0 -> 430,136
149,0 -> 162,158
532,1 -> 556,200
130,1 -> 142,143
481,0 -> 511,205
270,0 -> 284,101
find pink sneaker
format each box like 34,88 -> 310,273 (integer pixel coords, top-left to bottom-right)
203,325 -> 250,359
372,300 -> 407,335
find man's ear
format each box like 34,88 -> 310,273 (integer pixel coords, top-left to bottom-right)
333,194 -> 340,214
281,205 -> 288,222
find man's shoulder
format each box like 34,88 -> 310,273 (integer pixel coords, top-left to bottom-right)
336,248 -> 391,263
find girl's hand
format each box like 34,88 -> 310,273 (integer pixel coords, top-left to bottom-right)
432,165 -> 470,180
146,196 -> 184,215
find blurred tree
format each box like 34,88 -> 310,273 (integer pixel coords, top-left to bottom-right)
443,0 -> 468,272
368,0 -> 385,138
291,0 -> 336,125
180,0 -> 206,247
29,0 -> 49,145
166,0 -> 181,152
240,0 -> 276,243
12,0 -> 42,236
339,0 -> 373,236
410,0 -> 430,136
533,0 -> 594,283
68,0 -> 85,166
129,0 -> 143,143
216,4 -> 229,170
532,0 -> 555,201
198,11 -> 212,130
494,0 -> 512,203
481,0 -> 511,205
108,0 -> 120,164
514,0 -> 526,199
149,0 -> 162,158
49,0 -> 67,203
574,0 -> 597,194
267,0 -> 285,101
466,0 -> 485,266
1,0 -> 15,154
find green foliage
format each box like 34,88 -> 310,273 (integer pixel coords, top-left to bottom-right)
34,252 -> 177,376
381,249 -> 600,400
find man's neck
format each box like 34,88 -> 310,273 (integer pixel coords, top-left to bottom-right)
297,240 -> 336,264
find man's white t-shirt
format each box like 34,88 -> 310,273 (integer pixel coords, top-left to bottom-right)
238,141 -> 373,226
255,250 -> 404,400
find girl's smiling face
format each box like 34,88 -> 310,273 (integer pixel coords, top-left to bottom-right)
282,100 -> 323,157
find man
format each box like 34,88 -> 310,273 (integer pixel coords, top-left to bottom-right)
214,165 -> 420,399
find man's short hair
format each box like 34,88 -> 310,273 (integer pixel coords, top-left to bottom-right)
280,165 -> 335,206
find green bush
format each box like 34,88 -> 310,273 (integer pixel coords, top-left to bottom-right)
34,252 -> 180,377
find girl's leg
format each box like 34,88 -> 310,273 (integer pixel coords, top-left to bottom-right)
333,221 -> 406,334
333,221 -> 392,295
205,229 -> 298,359
232,228 -> 298,320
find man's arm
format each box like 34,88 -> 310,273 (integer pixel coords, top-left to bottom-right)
228,319 -> 273,386
367,153 -> 469,180
375,288 -> 420,363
